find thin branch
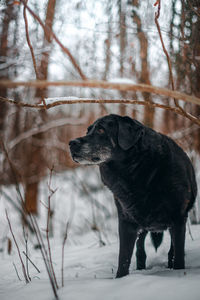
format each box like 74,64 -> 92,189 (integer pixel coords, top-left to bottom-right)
188,0 -> 200,17
2,143 -> 58,299
22,251 -> 41,273
154,0 -> 197,124
61,221 -> 69,287
23,0 -> 46,107
0,80 -> 200,105
1,189 -> 34,233
0,95 -> 200,125
30,214 -> 59,299
6,210 -> 30,283
13,262 -> 22,281
23,226 -> 31,281
23,0 -> 39,79
46,167 -> 58,289
155,1 -> 175,90
19,0 -> 86,80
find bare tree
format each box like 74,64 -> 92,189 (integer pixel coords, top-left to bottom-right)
0,0 -> 16,133
23,0 -> 57,215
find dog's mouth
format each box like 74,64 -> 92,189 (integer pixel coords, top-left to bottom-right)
72,153 -> 100,164
91,157 -> 100,163
72,153 -> 82,163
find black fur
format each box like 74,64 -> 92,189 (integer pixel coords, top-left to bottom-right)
150,232 -> 163,251
69,114 -> 197,278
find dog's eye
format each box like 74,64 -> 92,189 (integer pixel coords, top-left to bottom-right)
97,128 -> 105,134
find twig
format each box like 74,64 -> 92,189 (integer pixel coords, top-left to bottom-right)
1,190 -> 34,233
23,226 -> 31,281
22,251 -> 40,273
61,221 -> 69,287
30,214 -> 59,299
46,167 -> 58,289
13,262 -> 22,281
6,210 -> 29,283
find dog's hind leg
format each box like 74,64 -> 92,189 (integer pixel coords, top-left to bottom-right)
168,230 -> 174,268
136,230 -> 148,270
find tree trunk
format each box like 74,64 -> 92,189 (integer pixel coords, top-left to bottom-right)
118,0 -> 127,116
131,1 -> 154,127
0,0 -> 15,133
193,4 -> 200,152
24,0 -> 57,215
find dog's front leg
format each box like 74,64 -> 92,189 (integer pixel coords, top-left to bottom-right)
170,220 -> 186,269
116,218 -> 138,278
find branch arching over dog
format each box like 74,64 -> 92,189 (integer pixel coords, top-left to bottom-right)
0,95 -> 200,126
0,80 -> 200,105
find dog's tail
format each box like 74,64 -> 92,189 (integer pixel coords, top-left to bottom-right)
150,232 -> 164,252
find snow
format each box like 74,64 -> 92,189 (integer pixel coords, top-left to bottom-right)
43,97 -> 93,105
109,78 -> 136,84
0,167 -> 200,300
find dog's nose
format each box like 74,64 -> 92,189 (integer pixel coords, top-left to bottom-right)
69,139 -> 81,147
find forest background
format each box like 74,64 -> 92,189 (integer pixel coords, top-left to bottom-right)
0,0 -> 200,277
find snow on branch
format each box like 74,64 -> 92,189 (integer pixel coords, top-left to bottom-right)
0,94 -> 200,126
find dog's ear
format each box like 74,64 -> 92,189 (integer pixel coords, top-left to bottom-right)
117,116 -> 144,150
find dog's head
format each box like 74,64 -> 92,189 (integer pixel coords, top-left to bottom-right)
69,114 -> 144,165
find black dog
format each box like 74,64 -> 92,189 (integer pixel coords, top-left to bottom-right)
69,114 -> 197,278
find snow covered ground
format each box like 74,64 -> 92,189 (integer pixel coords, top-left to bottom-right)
0,167 -> 200,300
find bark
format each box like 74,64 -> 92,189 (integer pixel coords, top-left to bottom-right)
0,0 -> 15,132
103,5 -> 112,81
24,0 -> 57,215
131,1 -> 154,127
119,0 -> 127,116
193,4 -> 200,152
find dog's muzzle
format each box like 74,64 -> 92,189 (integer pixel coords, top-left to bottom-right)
69,139 -> 82,162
